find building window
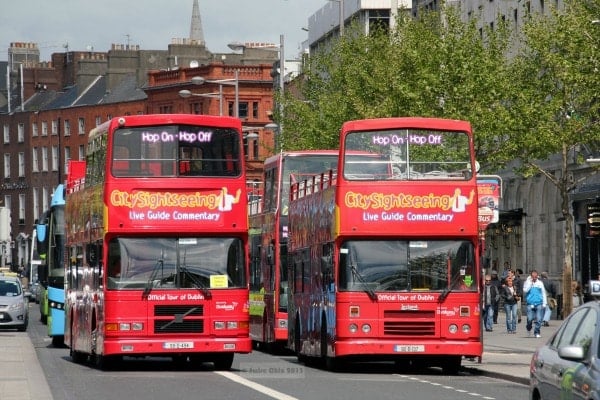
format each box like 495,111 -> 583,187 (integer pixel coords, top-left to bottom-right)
32,148 -> 39,172
95,116 -> 102,126
64,146 -> 71,176
19,194 -> 25,225
64,119 -> 71,136
32,122 -> 38,137
78,117 -> 85,135
159,105 -> 173,114
3,153 -> 10,178
3,124 -> 9,144
253,102 -> 259,119
33,187 -> 39,222
18,153 -> 25,177
51,146 -> 59,171
52,120 -> 58,135
79,145 -> 85,161
230,101 -> 249,118
42,187 -> 48,212
42,121 -> 48,136
42,147 -> 48,172
18,123 -> 24,143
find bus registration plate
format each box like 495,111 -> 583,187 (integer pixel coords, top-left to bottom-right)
163,341 -> 194,349
394,345 -> 425,353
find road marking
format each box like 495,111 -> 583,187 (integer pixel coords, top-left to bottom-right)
394,374 -> 495,399
215,371 -> 299,400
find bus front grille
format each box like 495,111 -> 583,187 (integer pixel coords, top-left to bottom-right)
154,319 -> 204,333
383,310 -> 436,336
153,305 -> 205,334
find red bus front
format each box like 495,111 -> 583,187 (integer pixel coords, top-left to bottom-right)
65,115 -> 251,370
288,118 -> 481,372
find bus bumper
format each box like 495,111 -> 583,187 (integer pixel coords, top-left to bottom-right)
334,339 -> 482,359
102,337 -> 252,356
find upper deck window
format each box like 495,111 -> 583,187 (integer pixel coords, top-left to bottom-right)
111,125 -> 241,178
343,129 -> 472,181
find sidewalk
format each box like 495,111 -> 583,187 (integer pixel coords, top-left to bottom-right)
0,331 -> 52,400
463,314 -> 560,385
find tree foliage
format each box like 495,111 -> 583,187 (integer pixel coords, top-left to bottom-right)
276,0 -> 600,314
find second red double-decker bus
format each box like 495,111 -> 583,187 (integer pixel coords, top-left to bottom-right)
288,117 -> 481,372
249,150 -> 339,349
64,114 -> 250,369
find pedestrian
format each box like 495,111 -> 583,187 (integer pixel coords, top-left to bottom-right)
489,270 -> 502,324
513,268 -> 524,323
572,280 -> 583,309
482,274 -> 500,332
500,276 -> 519,333
540,271 -> 557,326
523,269 -> 547,338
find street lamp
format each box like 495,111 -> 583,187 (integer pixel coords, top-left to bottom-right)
179,70 -> 239,117
265,123 -> 282,152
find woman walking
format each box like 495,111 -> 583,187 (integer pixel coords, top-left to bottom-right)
501,276 -> 519,334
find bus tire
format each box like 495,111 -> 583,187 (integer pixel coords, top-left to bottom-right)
213,353 -> 234,370
441,356 -> 461,375
294,317 -> 306,364
51,335 -> 64,348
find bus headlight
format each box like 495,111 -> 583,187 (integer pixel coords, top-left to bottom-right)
361,324 -> 371,333
462,324 -> 471,333
448,324 -> 458,334
278,319 -> 287,329
227,321 -> 238,329
349,323 -> 358,333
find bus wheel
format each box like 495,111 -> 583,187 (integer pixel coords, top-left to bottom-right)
213,353 -> 234,370
51,335 -> 64,348
294,318 -> 306,364
70,339 -> 87,364
441,356 -> 461,375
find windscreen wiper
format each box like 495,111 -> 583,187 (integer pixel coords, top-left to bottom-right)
179,266 -> 211,299
350,263 -> 377,301
142,257 -> 164,299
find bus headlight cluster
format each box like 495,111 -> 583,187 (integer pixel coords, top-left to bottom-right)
447,324 -> 471,334
348,323 -> 371,334
277,319 -> 287,329
106,322 -> 144,331
214,321 -> 244,330
49,301 -> 64,310
119,322 -> 144,331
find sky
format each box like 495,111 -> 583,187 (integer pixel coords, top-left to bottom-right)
0,0 -> 328,62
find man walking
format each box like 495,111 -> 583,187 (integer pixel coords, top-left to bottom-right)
523,269 -> 547,338
483,274 -> 499,332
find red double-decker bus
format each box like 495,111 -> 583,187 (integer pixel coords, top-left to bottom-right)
64,114 -> 250,370
249,150 -> 339,349
288,117 -> 481,372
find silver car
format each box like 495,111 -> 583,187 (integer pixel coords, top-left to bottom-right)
530,300 -> 600,400
0,275 -> 29,331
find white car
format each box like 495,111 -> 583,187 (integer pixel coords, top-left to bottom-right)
0,275 -> 29,331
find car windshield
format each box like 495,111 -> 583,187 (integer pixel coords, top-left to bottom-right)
0,279 -> 22,296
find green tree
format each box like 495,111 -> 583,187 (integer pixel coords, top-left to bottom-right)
506,0 -> 600,315
279,7 -> 515,170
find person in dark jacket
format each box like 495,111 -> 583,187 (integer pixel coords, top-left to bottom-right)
483,274 -> 500,332
500,276 -> 519,333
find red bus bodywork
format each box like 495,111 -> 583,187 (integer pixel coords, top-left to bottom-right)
64,114 -> 251,369
288,118 -> 482,372
249,151 -> 339,348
